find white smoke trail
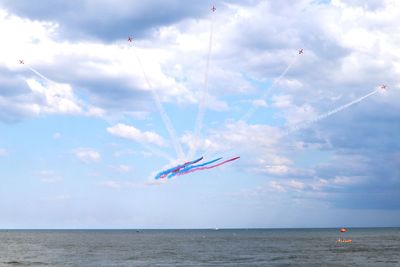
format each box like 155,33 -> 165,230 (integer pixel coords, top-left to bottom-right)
286,89 -> 379,134
240,53 -> 299,122
189,13 -> 215,159
202,87 -> 379,157
132,47 -> 185,160
27,66 -> 54,84
138,142 -> 174,161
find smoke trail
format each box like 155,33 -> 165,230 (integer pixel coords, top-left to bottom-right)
155,156 -> 203,179
240,53 -> 299,122
132,47 -> 185,160
286,89 -> 379,134
189,13 -> 215,159
27,66 -> 54,84
176,156 -> 240,177
202,88 -> 379,157
139,142 -> 174,162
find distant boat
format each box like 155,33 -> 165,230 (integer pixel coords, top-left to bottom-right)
336,238 -> 352,243
214,228 -> 219,230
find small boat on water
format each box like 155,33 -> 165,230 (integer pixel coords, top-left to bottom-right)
336,238 -> 352,243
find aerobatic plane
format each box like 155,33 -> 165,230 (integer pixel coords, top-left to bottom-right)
298,49 -> 303,54
19,60 -> 24,64
155,156 -> 204,179
380,84 -> 387,90
155,155 -> 240,179
128,36 -> 133,42
211,5 -> 216,12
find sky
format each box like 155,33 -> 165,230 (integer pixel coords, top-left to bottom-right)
0,0 -> 399,229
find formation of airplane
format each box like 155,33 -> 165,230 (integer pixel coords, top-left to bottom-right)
15,3 -> 389,185
155,155 -> 240,179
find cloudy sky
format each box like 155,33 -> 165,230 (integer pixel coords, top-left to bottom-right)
0,0 -> 399,229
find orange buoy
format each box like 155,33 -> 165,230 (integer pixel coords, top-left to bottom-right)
339,228 -> 347,233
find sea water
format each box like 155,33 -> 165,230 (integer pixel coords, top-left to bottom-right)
0,228 -> 399,266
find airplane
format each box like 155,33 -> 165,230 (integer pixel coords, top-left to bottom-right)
156,156 -> 204,179
379,84 -> 387,92
128,36 -> 133,42
211,5 -> 216,12
298,49 -> 303,54
19,60 -> 24,64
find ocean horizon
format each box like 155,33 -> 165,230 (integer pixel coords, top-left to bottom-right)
0,226 -> 399,230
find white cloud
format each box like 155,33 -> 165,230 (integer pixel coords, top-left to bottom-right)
271,95 -> 293,109
0,8 -> 196,122
107,123 -> 165,146
110,164 -> 132,173
283,103 -> 319,126
331,175 -> 362,185
252,99 -> 267,107
53,132 -> 61,139
24,78 -> 107,118
0,148 -> 8,157
37,170 -> 63,183
99,180 -> 141,189
181,121 -> 304,178
74,148 -> 101,163
99,180 -> 122,189
269,181 -> 286,192
86,106 -> 106,117
26,78 -> 83,114
263,165 -> 291,175
43,194 -> 71,201
112,149 -> 136,158
1,0 -> 399,124
261,175 -> 364,196
288,180 -> 306,190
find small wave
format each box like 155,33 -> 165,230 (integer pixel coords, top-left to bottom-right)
4,261 -> 23,266
4,261 -> 49,266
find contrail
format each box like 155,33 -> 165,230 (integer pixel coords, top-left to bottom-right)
138,142 -> 174,162
189,12 -> 215,159
286,88 -> 379,133
26,65 -> 53,84
202,87 -> 379,156
132,47 -> 185,160
240,52 -> 299,122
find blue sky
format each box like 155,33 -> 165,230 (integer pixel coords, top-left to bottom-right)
0,0 -> 399,229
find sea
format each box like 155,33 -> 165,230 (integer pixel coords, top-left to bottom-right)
0,228 -> 399,266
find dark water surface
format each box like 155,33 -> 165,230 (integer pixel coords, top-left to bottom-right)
0,228 -> 399,266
